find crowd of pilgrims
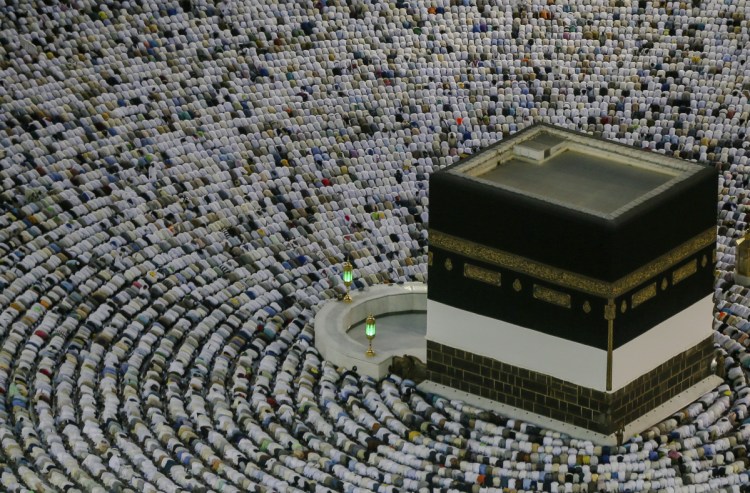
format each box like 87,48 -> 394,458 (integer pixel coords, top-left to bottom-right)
1,0 -> 750,491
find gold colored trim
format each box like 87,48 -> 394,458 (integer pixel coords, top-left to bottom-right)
620,300 -> 627,313
604,300 -> 617,321
513,279 -> 523,292
428,251 -> 433,266
533,284 -> 571,308
738,236 -> 750,276
429,228 -> 715,298
582,301 -> 591,314
606,319 -> 613,391
463,263 -> 501,286
672,259 -> 697,285
660,278 -> 668,291
631,282 -> 657,309
606,300 -> 615,391
444,258 -> 453,271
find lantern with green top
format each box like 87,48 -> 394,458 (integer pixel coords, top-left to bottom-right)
342,261 -> 354,302
365,314 -> 376,357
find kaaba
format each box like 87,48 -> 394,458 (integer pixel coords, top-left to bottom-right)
426,124 -> 718,435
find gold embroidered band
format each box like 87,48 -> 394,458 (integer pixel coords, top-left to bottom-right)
463,263 -> 502,286
631,283 -> 657,309
533,284 -> 571,308
429,228 -> 714,298
672,259 -> 698,285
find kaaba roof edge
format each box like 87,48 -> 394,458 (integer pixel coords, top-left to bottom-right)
441,123 -> 711,221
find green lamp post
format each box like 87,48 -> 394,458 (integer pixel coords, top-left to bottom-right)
365,314 -> 376,357
342,261 -> 353,302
